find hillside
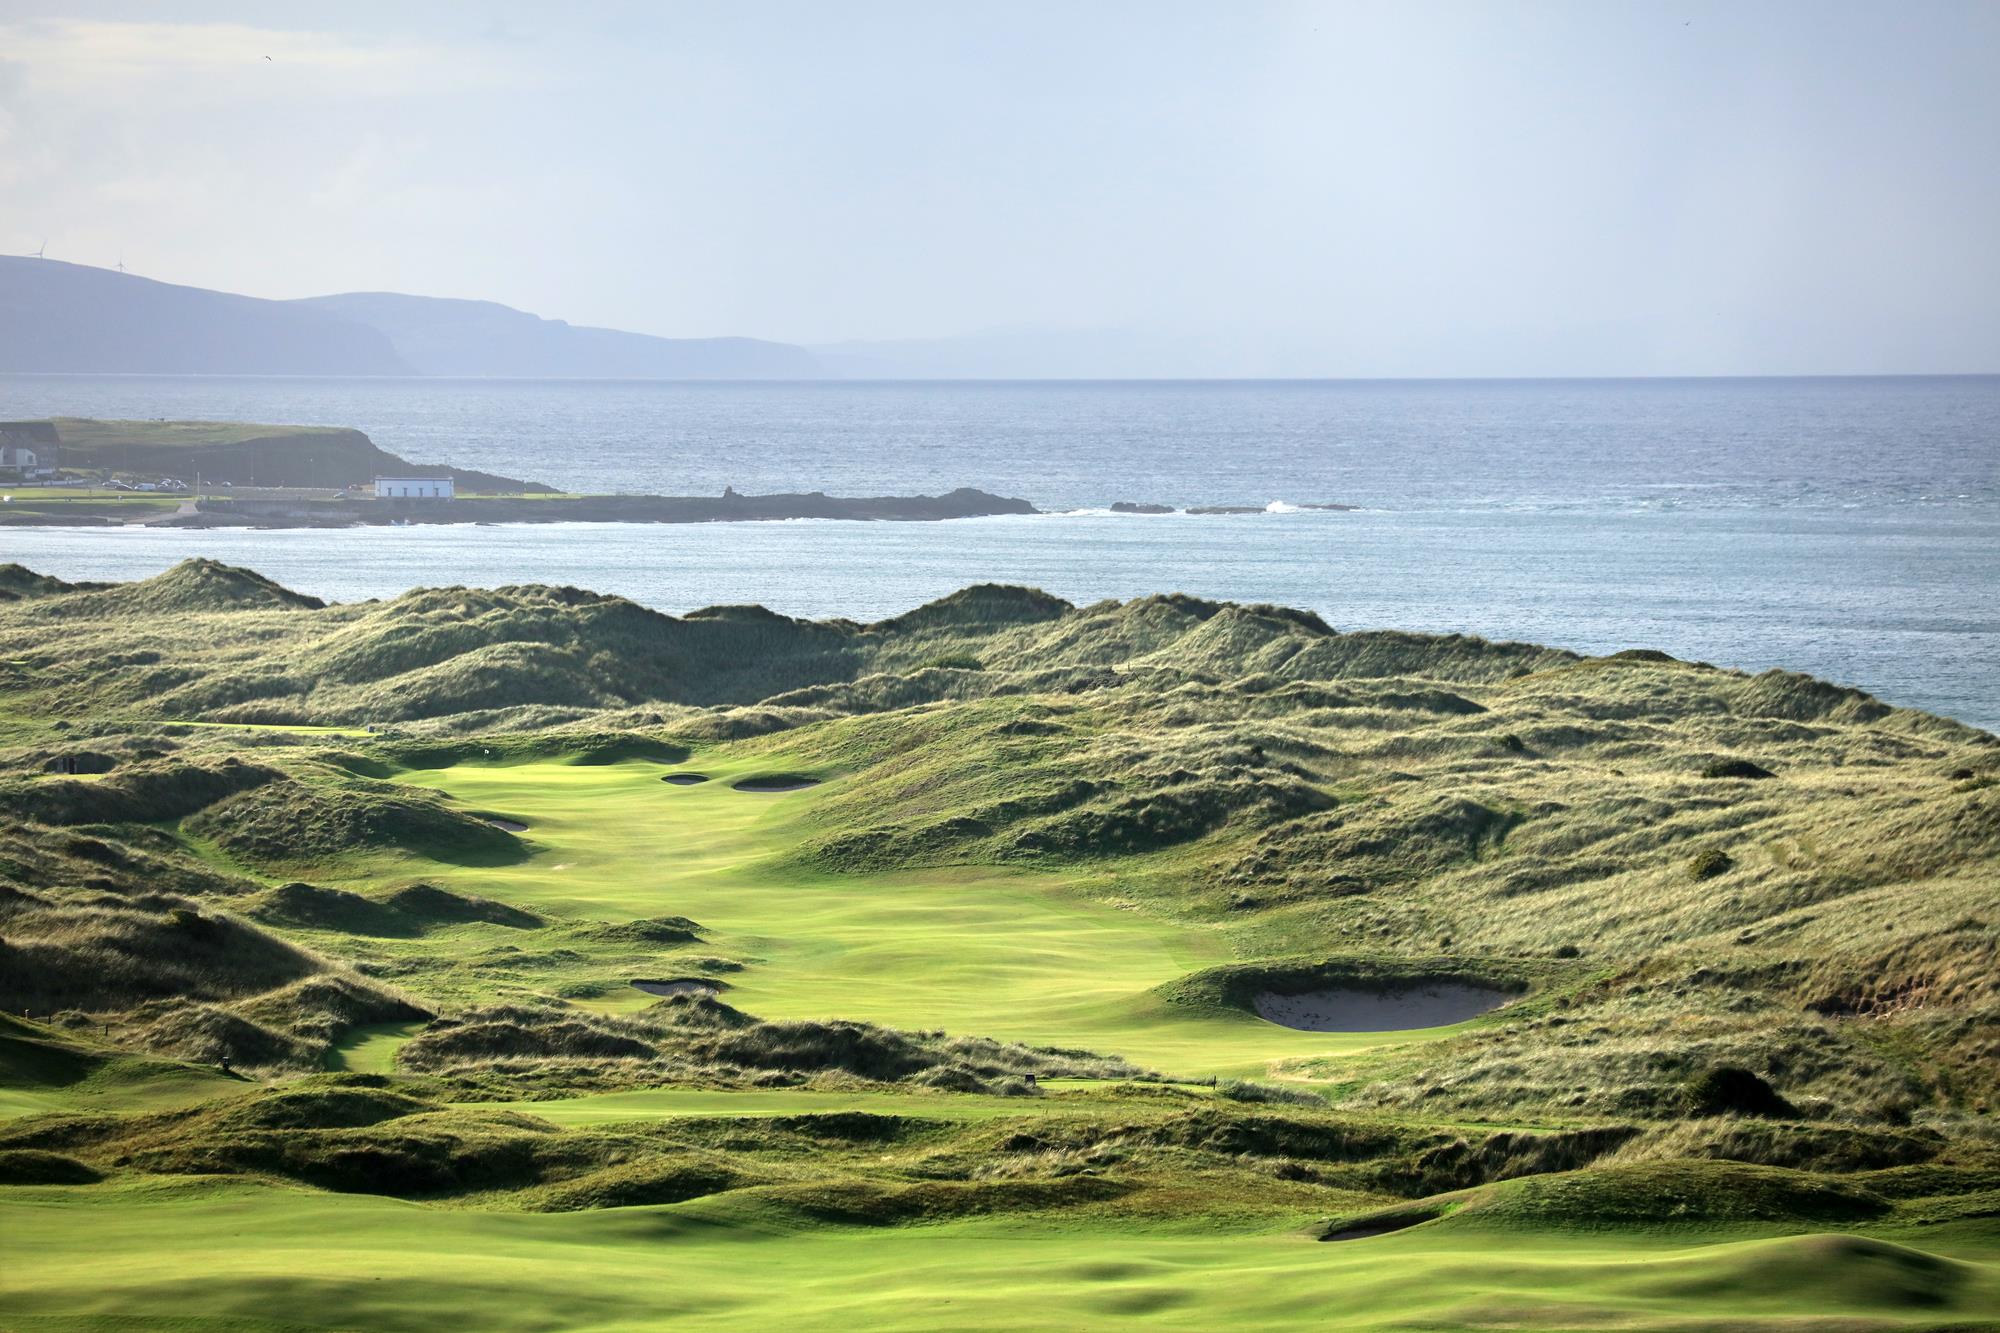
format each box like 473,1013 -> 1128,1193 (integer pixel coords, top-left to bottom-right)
0,258 -> 823,379
0,257 -> 407,375
46,418 -> 550,492
299,291 -> 821,379
1,561 -> 1995,1328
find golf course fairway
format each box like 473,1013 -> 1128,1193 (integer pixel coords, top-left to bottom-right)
6,1180 -> 1996,1331
5,564 -> 1997,1329
371,755 -> 1483,1077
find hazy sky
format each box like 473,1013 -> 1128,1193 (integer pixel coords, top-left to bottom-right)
2,1 -> 1996,374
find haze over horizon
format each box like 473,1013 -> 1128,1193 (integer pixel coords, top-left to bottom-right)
3,1 -> 1998,377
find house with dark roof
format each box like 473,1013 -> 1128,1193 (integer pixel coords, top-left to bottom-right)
0,421 -> 61,476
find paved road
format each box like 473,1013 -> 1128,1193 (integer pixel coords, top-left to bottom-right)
126,499 -> 198,526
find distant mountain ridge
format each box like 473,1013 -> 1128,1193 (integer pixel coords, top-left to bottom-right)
0,258 -> 407,376
0,258 -> 821,379
294,291 -> 819,379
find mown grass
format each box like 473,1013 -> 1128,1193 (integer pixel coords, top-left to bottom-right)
348,752 -> 1517,1078
2,1178 -> 1996,1331
0,494 -> 182,522
0,1016 -> 248,1122
327,1021 -> 430,1075
1,560 -> 1996,1328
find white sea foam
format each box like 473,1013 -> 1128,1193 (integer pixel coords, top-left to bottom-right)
0,375 -> 1992,730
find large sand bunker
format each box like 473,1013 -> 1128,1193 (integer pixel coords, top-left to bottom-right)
660,773 -> 710,786
732,775 -> 822,793
1254,983 -> 1511,1032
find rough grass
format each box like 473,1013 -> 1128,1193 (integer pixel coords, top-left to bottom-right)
393,997 -> 1143,1094
0,562 -> 1996,1328
184,774 -> 527,869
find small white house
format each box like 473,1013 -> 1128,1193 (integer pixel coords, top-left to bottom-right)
0,421 -> 61,476
373,476 -> 455,499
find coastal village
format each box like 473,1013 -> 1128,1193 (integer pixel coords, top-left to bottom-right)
0,417 -> 1036,528
2,417 -> 1348,528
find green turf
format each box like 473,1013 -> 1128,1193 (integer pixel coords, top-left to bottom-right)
379,755 -> 1484,1078
0,487 -> 178,502
3,1179 -> 1993,1332
47,419 -> 360,449
0,1023 -> 247,1122
5,563 -> 1997,1329
0,494 -> 181,520
0,1067 -> 242,1122
326,1021 -> 430,1075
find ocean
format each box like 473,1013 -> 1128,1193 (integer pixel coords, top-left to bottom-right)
2,375 -> 1996,730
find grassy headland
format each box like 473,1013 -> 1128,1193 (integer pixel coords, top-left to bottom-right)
0,560 -> 1995,1328
2,418 -> 1037,526
43,417 -> 549,494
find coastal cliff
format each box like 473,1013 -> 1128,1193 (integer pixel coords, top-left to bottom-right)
0,258 -> 822,379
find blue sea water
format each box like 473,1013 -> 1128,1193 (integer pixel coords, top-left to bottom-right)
2,375 -> 1996,730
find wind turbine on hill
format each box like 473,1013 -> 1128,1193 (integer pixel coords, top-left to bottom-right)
28,239 -> 47,259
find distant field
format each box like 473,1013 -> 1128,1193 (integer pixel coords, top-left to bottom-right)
5,485 -> 183,498
23,417 -> 548,492
48,417 -> 357,449
0,490 -> 180,519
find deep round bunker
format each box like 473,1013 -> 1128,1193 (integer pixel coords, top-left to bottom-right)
1253,982 -> 1512,1032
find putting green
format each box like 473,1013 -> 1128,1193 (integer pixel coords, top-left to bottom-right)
326,1021 -> 430,1075
385,757 -> 1477,1076
0,1016 -> 249,1123
0,1062 -> 247,1123
4,1181 -> 1994,1331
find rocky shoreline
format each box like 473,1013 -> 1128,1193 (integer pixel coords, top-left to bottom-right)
2,421 -> 1361,529
0,489 -> 1374,528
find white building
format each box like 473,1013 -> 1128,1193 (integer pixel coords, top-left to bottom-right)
0,421 -> 61,476
373,476 -> 455,499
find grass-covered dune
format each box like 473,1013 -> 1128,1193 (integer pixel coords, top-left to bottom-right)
1,559 -> 1996,1328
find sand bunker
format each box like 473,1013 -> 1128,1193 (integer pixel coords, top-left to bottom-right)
483,817 -> 529,833
732,775 -> 822,793
660,773 -> 711,786
631,978 -> 724,997
1253,983 -> 1511,1032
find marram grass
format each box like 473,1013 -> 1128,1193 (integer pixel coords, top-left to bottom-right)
1,560 -> 1996,1329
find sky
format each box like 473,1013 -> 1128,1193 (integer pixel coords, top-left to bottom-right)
1,0 -> 1996,375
